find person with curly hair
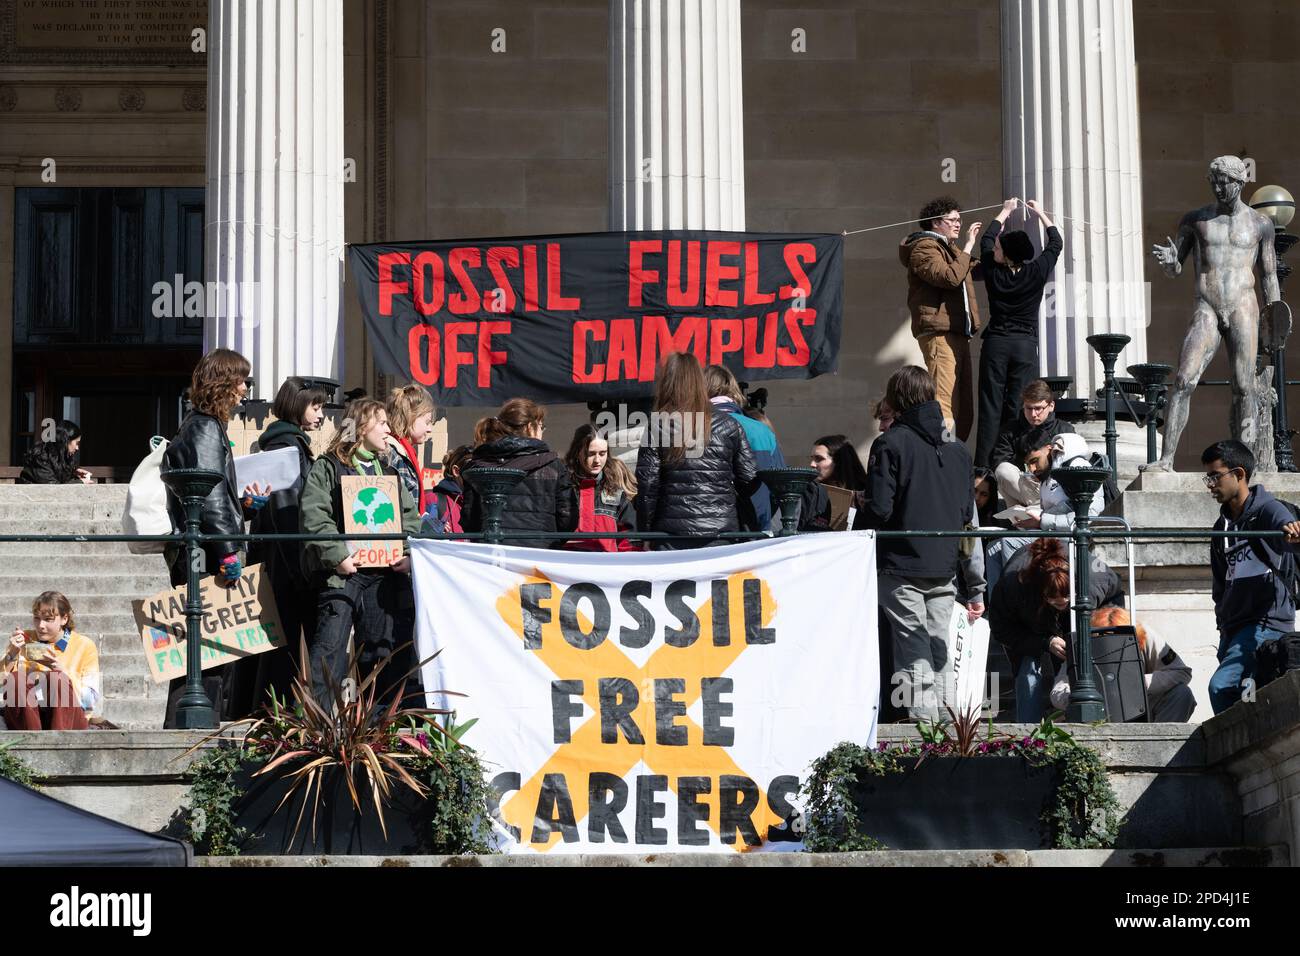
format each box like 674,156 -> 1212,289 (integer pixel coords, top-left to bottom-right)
898,196 -> 983,441
162,348 -> 270,725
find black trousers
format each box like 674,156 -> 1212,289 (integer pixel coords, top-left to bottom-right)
309,572 -> 417,708
975,334 -> 1039,468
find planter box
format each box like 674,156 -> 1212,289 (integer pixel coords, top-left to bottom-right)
851,756 -> 1058,850
234,765 -> 425,856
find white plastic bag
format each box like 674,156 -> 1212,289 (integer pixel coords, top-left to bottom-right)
122,436 -> 171,554
946,604 -> 991,718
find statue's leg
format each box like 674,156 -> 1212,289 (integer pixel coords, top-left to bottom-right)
1145,303 -> 1220,471
1226,300 -> 1264,459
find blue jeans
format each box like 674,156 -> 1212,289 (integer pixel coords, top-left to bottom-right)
1015,655 -> 1053,723
1209,623 -> 1282,715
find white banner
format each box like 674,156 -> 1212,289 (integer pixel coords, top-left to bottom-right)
412,533 -> 878,854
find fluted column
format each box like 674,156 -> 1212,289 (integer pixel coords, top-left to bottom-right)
1001,0 -> 1147,402
205,0 -> 345,396
610,0 -> 745,230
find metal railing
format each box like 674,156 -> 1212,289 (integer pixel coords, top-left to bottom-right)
0,464 -> 1286,730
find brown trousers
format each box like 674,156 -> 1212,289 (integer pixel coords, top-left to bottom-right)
917,332 -> 973,442
2,670 -> 89,730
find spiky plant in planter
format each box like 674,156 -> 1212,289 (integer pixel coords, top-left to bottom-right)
176,638 -> 497,855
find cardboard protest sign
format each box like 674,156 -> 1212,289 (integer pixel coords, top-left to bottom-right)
340,474 -> 405,567
823,484 -> 856,531
132,564 -> 284,684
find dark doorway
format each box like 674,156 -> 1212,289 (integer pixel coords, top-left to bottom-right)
12,187 -> 204,469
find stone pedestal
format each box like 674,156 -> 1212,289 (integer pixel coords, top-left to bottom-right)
1073,420 -> 1151,485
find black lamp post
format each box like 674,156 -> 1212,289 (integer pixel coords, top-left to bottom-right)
1086,333 -> 1131,483
1050,466 -> 1111,723
759,468 -> 818,536
160,466 -> 223,730
1250,185 -> 1297,471
1126,363 -> 1173,465
463,468 -> 526,544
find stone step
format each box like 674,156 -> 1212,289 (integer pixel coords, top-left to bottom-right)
193,846 -> 1287,867
0,484 -> 129,497
0,541 -> 156,556
0,502 -> 128,523
0,546 -> 166,567
0,519 -> 144,536
97,697 -> 167,728
0,573 -> 166,597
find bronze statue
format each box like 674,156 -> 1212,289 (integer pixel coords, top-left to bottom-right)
1145,156 -> 1282,471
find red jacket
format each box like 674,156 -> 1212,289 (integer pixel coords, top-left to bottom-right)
568,475 -> 638,552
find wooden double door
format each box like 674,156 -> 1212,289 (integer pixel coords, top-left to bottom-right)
12,187 -> 205,470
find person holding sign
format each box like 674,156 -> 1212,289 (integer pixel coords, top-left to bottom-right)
300,398 -> 422,707
246,376 -> 331,708
162,349 -> 270,726
2,592 -> 99,730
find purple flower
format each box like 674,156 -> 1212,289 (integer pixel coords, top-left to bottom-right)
1034,739 -> 1046,749
977,743 -> 989,753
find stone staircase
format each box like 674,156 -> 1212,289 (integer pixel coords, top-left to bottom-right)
0,483 -> 171,728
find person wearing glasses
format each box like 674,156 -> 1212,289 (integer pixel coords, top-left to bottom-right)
899,197 -> 983,443
975,198 -> 1063,468
990,379 -> 1076,507
1204,440 -> 1300,714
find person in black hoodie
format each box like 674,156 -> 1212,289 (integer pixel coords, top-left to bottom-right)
1203,440 -> 1300,713
855,366 -> 972,721
161,348 -> 269,726
975,199 -> 1064,468
461,398 -> 576,549
244,376 -> 330,710
636,352 -> 759,550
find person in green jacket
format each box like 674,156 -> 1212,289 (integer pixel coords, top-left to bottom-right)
300,396 -> 421,708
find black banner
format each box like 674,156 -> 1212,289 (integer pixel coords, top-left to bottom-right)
347,231 -> 843,406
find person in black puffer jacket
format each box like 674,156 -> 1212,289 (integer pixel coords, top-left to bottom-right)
636,352 -> 759,549
461,398 -> 576,549
854,366 -> 973,722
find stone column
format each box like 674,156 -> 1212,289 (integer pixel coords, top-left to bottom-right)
1001,0 -> 1149,473
205,0 -> 346,396
609,0 -> 746,230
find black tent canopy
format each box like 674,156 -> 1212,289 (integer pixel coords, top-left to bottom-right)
0,778 -> 190,866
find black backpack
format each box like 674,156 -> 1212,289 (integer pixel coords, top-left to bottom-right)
1241,497 -> 1300,605
1256,634 -> 1300,688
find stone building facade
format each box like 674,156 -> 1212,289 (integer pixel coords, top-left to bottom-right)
2,0 -> 1298,472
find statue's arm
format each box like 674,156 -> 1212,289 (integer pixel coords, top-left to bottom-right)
1259,217 -> 1281,306
1152,216 -> 1193,278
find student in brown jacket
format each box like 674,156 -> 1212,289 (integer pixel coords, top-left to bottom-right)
899,197 -> 983,441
